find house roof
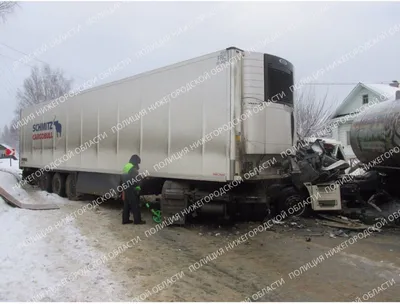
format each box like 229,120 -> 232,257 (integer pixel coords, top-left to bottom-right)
332,82 -> 400,118
364,83 -> 400,100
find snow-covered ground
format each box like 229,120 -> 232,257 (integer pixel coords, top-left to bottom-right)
0,158 -> 21,179
0,159 -> 66,208
0,193 -> 128,301
0,159 -> 22,192
0,160 -> 130,301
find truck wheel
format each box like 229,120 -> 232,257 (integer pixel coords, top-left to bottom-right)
161,180 -> 189,225
39,172 -> 53,193
65,174 -> 79,201
277,187 -> 309,217
52,173 -> 66,197
22,169 -> 36,185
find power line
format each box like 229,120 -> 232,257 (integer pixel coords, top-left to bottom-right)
0,52 -> 35,68
0,70 -> 18,100
0,52 -> 34,100
0,55 -> 25,88
0,42 -> 49,66
0,42 -> 86,81
0,58 -> 24,101
2,59 -> 24,87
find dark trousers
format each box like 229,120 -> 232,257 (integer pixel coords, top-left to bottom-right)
122,191 -> 141,223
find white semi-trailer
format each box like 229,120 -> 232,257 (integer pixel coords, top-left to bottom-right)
19,47 -> 341,223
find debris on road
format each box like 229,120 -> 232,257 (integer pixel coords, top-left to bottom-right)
318,214 -> 361,225
319,220 -> 370,230
317,214 -> 373,230
333,229 -> 349,238
305,233 -> 324,237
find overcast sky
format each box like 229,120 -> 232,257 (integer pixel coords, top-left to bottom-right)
0,1 -> 399,128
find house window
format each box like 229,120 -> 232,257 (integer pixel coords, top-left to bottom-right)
346,131 -> 351,145
362,94 -> 369,104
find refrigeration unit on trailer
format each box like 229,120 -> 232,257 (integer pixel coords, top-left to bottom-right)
19,47 -> 342,223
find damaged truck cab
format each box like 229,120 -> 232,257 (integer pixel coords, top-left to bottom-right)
159,48 -> 344,223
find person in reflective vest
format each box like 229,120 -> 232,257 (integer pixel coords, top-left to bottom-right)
121,154 -> 145,225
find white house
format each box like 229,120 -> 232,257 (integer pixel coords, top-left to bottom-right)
330,81 -> 400,160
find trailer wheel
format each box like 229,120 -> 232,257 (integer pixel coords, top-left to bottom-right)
65,174 -> 79,201
52,173 -> 66,197
161,180 -> 189,225
22,169 -> 36,185
277,187 -> 309,217
39,172 -> 53,193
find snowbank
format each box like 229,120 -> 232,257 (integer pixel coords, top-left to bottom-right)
0,158 -> 22,180
0,160 -> 65,208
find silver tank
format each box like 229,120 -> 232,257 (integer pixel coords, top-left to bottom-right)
350,98 -> 400,167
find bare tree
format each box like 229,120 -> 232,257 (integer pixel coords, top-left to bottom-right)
0,1 -> 18,22
294,86 -> 336,138
8,117 -> 20,148
0,125 -> 14,146
10,65 -> 73,148
14,64 -> 73,114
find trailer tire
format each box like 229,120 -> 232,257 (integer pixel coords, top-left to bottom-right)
22,169 -> 36,185
161,180 -> 189,225
65,174 -> 79,201
277,187 -> 310,217
52,173 -> 66,197
39,172 -> 53,193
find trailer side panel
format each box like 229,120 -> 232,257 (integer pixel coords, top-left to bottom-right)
20,50 -> 232,182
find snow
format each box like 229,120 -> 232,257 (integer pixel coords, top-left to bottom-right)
0,158 -> 22,177
0,160 -> 127,300
0,159 -> 23,191
333,83 -> 400,118
0,194 -> 125,301
0,159 -> 30,205
0,159 -> 67,207
363,84 -> 400,101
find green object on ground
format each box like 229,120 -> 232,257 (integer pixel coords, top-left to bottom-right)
145,202 -> 162,223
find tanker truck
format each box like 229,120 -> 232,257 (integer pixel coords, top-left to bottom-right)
351,90 -> 400,172
18,47 -> 343,223
347,90 -> 400,200
322,90 -> 400,225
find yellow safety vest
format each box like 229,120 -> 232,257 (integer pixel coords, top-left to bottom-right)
123,163 -> 134,173
122,163 -> 141,191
